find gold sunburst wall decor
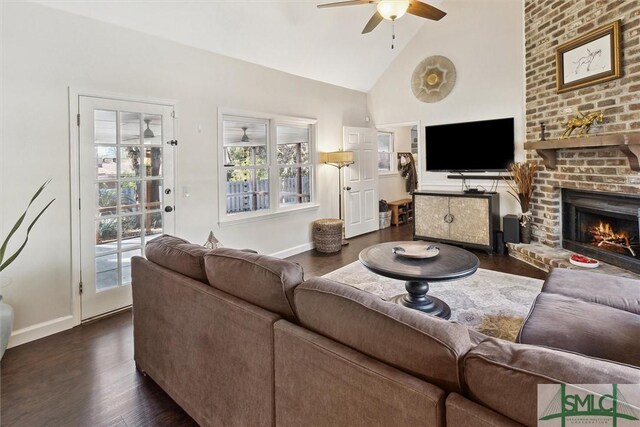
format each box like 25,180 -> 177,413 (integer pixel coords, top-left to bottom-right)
411,55 -> 457,103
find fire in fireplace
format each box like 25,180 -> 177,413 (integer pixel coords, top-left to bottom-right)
563,189 -> 640,273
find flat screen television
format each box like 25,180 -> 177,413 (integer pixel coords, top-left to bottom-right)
425,117 -> 515,172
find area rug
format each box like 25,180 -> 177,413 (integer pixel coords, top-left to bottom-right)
322,262 -> 544,341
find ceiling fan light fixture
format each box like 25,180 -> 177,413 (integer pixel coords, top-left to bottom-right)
376,0 -> 410,20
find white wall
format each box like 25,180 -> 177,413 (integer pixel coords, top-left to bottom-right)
378,125 -> 413,202
0,2 -> 368,344
368,0 -> 525,217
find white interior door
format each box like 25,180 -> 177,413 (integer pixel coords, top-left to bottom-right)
78,96 -> 175,320
343,126 -> 378,238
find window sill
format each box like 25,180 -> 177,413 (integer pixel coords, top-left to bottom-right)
219,204 -> 320,227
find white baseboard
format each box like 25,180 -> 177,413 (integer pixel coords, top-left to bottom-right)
7,315 -> 76,349
269,242 -> 314,259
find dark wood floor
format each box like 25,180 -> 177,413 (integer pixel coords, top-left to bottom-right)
0,224 -> 546,426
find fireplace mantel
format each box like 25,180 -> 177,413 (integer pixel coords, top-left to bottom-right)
524,132 -> 640,172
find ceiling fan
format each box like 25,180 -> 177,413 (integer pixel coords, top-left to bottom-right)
317,0 -> 446,34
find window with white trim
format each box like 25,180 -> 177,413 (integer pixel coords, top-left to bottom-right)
220,112 -> 315,220
377,131 -> 394,173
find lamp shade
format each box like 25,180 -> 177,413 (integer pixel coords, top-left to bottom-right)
324,151 -> 354,164
376,0 -> 410,20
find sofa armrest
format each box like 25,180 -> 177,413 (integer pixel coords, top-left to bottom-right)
446,393 -> 524,427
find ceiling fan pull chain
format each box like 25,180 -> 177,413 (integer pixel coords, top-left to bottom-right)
391,21 -> 396,50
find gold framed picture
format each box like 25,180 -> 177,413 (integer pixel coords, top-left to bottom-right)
555,20 -> 621,93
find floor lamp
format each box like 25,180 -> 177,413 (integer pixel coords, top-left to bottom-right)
322,150 -> 355,245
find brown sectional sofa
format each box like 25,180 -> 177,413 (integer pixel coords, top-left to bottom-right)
132,235 -> 640,427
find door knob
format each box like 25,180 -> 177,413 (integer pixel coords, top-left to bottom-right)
344,186 -> 352,191
165,206 -> 174,213
164,189 -> 172,195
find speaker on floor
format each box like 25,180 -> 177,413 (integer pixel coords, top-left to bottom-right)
495,231 -> 505,255
503,214 -> 520,244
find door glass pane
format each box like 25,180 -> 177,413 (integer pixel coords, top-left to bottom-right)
144,147 -> 162,177
144,180 -> 163,211
279,167 -> 310,206
120,181 -> 141,213
95,146 -> 117,180
121,249 -> 140,286
121,214 -> 142,250
143,114 -> 162,145
96,218 -> 119,255
145,212 -> 163,239
94,110 -> 116,144
96,253 -> 119,291
120,147 -> 141,178
120,112 -> 141,145
97,182 -> 118,216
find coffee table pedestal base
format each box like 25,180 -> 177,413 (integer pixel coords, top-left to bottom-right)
389,280 -> 451,319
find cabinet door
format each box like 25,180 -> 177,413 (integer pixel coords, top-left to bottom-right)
414,195 -> 449,240
449,197 -> 490,246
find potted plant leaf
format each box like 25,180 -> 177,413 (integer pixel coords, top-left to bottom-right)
504,162 -> 538,244
0,179 -> 54,359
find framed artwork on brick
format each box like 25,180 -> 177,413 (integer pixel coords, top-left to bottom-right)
555,20 -> 621,93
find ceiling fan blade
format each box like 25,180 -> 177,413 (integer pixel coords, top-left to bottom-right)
362,11 -> 384,34
317,0 -> 373,8
407,1 -> 446,21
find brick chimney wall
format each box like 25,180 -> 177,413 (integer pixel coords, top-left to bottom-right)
525,0 -> 640,246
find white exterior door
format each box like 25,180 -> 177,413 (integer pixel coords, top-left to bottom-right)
78,96 -> 175,320
343,126 -> 378,238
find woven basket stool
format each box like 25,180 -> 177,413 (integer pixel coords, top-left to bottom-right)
312,218 -> 343,253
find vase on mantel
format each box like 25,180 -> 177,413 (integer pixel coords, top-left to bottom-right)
0,294 -> 14,360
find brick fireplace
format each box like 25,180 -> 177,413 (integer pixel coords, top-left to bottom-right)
519,1 -> 640,275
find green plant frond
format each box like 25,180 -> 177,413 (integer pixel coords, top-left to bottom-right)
0,198 -> 55,272
0,179 -> 52,266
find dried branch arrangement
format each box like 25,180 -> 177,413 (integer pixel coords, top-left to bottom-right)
504,162 -> 538,215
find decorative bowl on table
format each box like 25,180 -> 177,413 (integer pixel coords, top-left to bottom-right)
392,243 -> 439,259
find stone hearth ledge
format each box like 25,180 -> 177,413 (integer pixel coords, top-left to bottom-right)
507,242 -> 640,280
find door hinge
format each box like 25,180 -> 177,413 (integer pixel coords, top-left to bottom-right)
77,113 -> 80,126
167,140 -> 178,146
171,110 -> 176,118
79,281 -> 83,295
79,198 -> 81,210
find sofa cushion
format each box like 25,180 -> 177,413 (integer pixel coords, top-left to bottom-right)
542,267 -> 640,315
464,338 -> 640,426
145,234 -> 212,283
518,292 -> 640,367
204,249 -> 303,321
293,277 -> 473,393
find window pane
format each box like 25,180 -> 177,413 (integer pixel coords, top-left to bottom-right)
145,212 -> 163,239
144,147 -> 163,177
120,147 -> 141,178
279,167 -> 310,206
223,120 -> 267,146
142,114 -> 162,145
121,249 -> 141,286
378,133 -> 392,152
96,218 -> 118,255
121,214 -> 142,250
378,152 -> 391,171
277,143 -> 309,165
226,169 -> 269,214
96,253 -> 119,291
120,112 -> 141,145
223,146 -> 267,166
121,181 -> 141,213
97,182 -> 117,217
95,146 -> 117,180
94,110 -> 116,144
144,180 -> 163,212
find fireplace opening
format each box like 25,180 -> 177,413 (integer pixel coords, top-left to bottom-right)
562,189 -> 640,273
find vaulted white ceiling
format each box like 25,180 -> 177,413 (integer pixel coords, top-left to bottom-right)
32,0 -> 446,92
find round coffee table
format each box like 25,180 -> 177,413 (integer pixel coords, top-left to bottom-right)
359,241 -> 480,319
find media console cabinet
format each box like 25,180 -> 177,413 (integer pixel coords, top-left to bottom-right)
413,191 -> 500,253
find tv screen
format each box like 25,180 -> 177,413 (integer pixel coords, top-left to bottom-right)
425,117 -> 515,172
